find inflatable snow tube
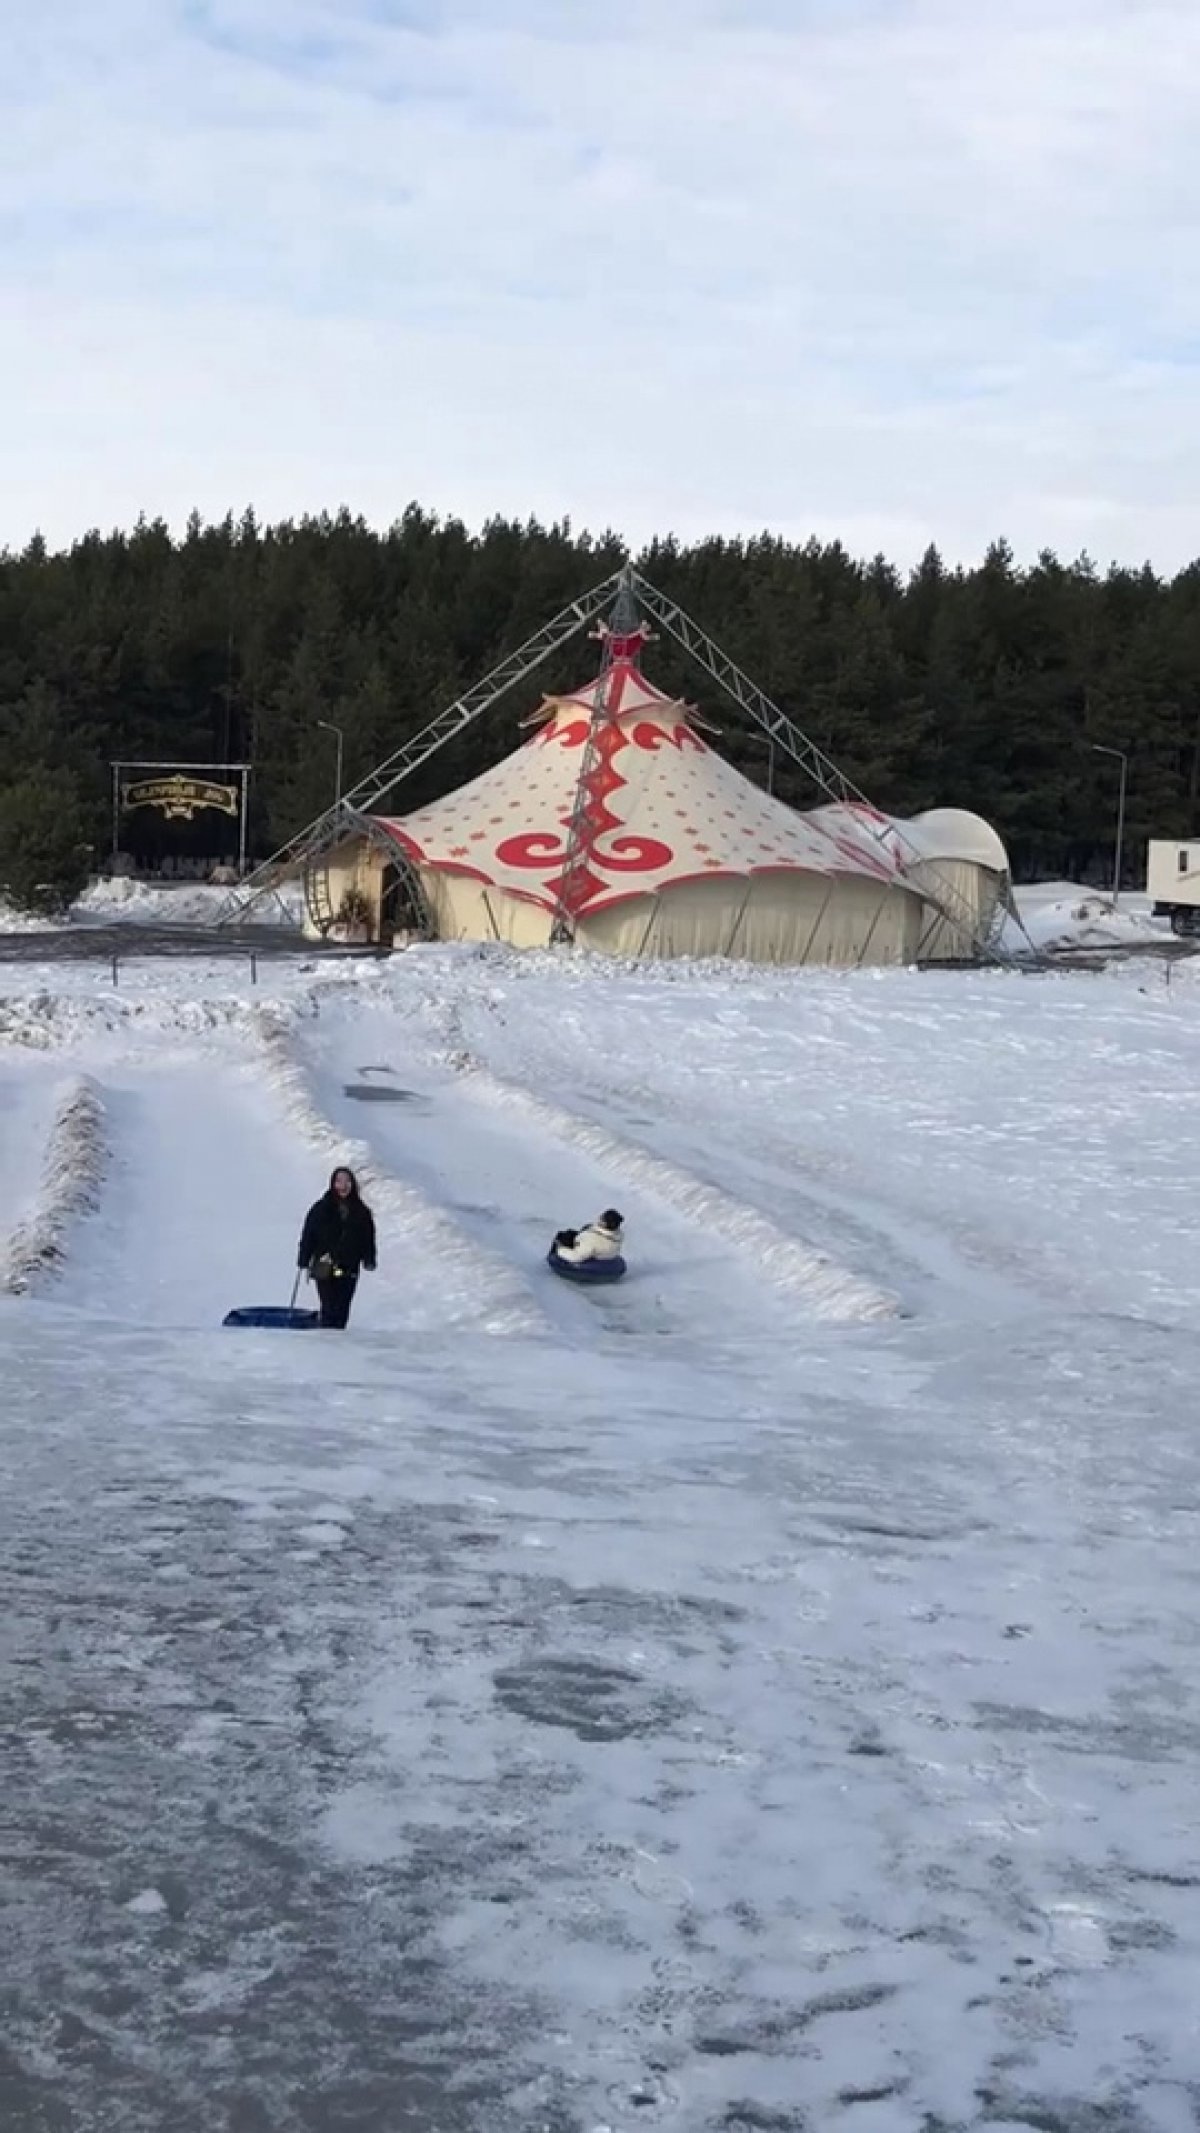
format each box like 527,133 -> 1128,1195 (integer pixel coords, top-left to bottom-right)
223,1305 -> 321,1328
546,1249 -> 627,1285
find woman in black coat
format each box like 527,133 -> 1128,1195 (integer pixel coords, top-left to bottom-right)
298,1166 -> 377,1329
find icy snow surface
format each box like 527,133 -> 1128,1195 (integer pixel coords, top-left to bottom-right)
3,941 -> 1200,2132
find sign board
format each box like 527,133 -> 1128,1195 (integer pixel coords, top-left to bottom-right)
111,762 -> 250,874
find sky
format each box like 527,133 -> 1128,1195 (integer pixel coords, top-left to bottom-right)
3,0 -> 1199,570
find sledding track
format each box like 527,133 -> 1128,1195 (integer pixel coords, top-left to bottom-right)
0,1015 -> 547,1334
52,1060 -> 324,1328
297,1009 -> 896,1346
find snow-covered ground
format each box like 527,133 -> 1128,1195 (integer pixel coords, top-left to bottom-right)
3,942 -> 1200,2132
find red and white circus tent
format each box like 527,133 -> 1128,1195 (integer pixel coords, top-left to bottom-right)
331,623 -> 1008,965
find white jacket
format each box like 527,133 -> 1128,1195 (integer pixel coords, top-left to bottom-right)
554,1218 -> 624,1265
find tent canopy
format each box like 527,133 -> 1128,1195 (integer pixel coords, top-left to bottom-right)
372,624 -> 927,919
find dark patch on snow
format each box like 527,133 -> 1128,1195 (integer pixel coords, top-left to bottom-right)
342,1082 -> 422,1103
973,1701 -> 1200,1760
696,1983 -> 898,2062
493,1655 -> 687,1741
975,2090 -> 1159,2132
823,1516 -> 965,1544
718,2108 -> 809,2131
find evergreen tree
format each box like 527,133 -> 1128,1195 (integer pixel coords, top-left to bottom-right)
0,766 -> 96,913
0,505 -> 1196,887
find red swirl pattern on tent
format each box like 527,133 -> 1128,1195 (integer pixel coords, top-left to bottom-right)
630,721 -> 705,753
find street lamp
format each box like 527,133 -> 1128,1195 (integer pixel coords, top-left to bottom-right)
1092,744 -> 1128,907
318,721 -> 344,810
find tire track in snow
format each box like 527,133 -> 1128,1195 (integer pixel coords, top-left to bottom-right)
0,1076 -> 109,1294
253,1011 -> 547,1338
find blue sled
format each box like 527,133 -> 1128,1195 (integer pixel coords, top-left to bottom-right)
546,1250 -> 627,1285
223,1305 -> 320,1328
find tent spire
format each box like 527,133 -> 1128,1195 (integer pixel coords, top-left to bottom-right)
590,561 -> 652,672
609,563 -> 640,639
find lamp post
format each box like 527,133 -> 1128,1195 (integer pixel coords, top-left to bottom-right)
1092,744 -> 1128,907
318,721 -> 344,810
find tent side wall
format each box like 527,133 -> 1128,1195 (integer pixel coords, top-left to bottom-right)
907,859 -> 1003,961
308,841 -> 929,967
580,874 -> 923,966
420,871 -> 553,948
416,866 -> 925,967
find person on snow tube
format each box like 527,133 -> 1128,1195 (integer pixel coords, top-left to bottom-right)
551,1208 -> 625,1266
298,1166 -> 377,1329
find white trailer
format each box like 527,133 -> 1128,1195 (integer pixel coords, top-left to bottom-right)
1148,839 -> 1200,935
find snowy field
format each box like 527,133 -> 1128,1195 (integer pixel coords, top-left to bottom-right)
3,941 -> 1200,2132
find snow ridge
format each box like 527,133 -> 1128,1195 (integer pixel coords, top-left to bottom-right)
1,1076 -> 108,1293
252,1011 -> 545,1336
442,1045 -> 900,1324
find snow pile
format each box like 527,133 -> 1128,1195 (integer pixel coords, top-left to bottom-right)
0,1076 -> 107,1292
0,985 -> 269,1048
0,897 -> 55,934
1008,883 -> 1169,956
73,877 -> 304,928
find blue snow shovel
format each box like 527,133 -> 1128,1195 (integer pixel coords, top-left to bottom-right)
223,1270 -> 320,1330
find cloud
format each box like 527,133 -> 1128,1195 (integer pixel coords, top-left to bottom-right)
2,0 -> 1199,567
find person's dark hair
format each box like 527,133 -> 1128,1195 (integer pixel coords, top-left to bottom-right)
329,1166 -> 362,1200
599,1208 -> 623,1229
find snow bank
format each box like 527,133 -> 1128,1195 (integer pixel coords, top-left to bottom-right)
0,897 -> 55,934
252,1009 -> 545,1337
0,985 -> 268,1048
73,877 -> 304,928
0,1076 -> 108,1293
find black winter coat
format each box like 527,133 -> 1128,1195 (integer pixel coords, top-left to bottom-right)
298,1193 -> 377,1278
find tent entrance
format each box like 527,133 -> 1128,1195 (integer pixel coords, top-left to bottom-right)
372,836 -> 434,945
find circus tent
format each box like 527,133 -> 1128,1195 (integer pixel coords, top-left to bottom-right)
312,623 -> 1010,967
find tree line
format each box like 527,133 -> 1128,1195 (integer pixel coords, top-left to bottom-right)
2,502 -> 1197,910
